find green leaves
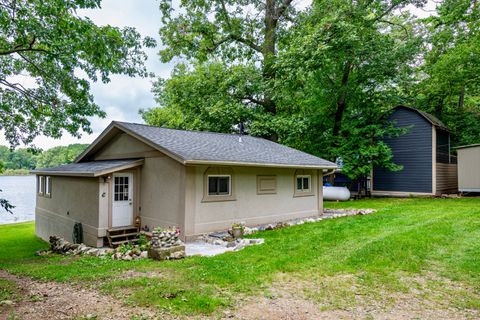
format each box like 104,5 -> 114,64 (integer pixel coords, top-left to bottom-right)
148,0 -> 478,182
412,0 -> 480,147
142,62 -> 261,133
0,0 -> 156,146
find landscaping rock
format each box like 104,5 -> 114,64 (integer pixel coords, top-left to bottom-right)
149,227 -> 186,260
35,249 -> 51,256
48,236 -> 150,261
190,208 -> 376,257
148,245 -> 186,261
122,255 -> 132,261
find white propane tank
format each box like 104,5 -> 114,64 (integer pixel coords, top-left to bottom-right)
323,186 -> 351,201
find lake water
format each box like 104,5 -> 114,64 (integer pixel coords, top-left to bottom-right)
0,175 -> 36,224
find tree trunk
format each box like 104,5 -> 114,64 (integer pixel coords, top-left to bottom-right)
262,0 -> 277,115
332,61 -> 352,138
435,96 -> 444,117
458,85 -> 465,110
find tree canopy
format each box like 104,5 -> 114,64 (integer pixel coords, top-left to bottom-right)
143,0 -> 432,180
409,0 -> 480,147
0,0 -> 155,147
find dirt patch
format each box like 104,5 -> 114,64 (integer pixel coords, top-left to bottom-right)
229,273 -> 480,320
2,269 -> 478,320
0,270 -> 165,320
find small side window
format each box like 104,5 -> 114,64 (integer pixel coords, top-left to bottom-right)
296,175 -> 310,192
202,167 -> 236,202
208,175 -> 231,196
45,176 -> 52,198
294,174 -> 313,196
38,176 -> 44,196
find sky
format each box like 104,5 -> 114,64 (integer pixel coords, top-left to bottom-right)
0,0 -> 437,149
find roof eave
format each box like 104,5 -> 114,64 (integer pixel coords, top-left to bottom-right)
30,170 -> 95,177
184,159 -> 337,170
74,121 -> 118,163
31,159 -> 144,177
455,143 -> 480,150
114,123 -> 186,164
75,121 -> 186,165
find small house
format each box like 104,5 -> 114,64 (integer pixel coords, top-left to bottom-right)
372,106 -> 457,196
33,121 -> 336,247
456,144 -> 480,193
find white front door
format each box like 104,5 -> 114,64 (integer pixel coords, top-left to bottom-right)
112,173 -> 133,227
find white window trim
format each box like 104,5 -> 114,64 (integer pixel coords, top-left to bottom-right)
38,176 -> 44,196
45,176 -> 51,197
207,174 -> 232,196
294,174 -> 314,197
296,175 -> 312,192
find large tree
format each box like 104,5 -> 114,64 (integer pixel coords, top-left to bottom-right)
156,0 -> 301,128
0,0 -> 155,213
273,0 -> 422,170
0,0 -> 156,147
145,0 -> 422,181
409,0 -> 480,146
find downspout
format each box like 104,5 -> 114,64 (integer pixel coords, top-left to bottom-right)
323,168 -> 336,176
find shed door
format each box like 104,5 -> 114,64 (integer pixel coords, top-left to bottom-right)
112,173 -> 133,227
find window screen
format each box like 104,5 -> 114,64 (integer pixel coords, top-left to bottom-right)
296,175 -> 311,192
208,176 -> 230,195
45,176 -> 51,196
38,176 -> 44,195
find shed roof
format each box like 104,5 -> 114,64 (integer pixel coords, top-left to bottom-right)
455,143 -> 480,150
395,106 -> 448,131
32,159 -> 144,177
76,121 -> 337,169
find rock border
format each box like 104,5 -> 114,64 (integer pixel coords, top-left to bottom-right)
198,208 -> 376,247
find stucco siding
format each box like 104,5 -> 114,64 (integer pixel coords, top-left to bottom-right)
35,176 -> 100,247
373,107 -> 433,193
94,132 -> 160,160
187,166 -> 321,236
139,156 -> 186,231
458,146 -> 480,191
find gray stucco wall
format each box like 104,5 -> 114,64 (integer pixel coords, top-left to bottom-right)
35,129 -> 326,245
185,166 -> 322,237
373,107 -> 433,193
35,176 -> 101,247
139,156 -> 186,232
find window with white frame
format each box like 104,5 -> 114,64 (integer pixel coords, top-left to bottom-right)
296,175 -> 311,193
208,175 -> 231,196
45,176 -> 51,197
37,175 -> 52,197
38,176 -> 44,195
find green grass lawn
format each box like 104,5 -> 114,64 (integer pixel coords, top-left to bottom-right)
1,198 -> 480,315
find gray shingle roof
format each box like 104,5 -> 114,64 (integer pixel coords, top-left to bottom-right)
115,122 -> 336,169
396,106 -> 448,130
32,159 -> 143,176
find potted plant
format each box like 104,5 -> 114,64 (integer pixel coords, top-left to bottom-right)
231,223 -> 244,239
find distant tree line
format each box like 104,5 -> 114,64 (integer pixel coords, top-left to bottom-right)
0,144 -> 89,174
